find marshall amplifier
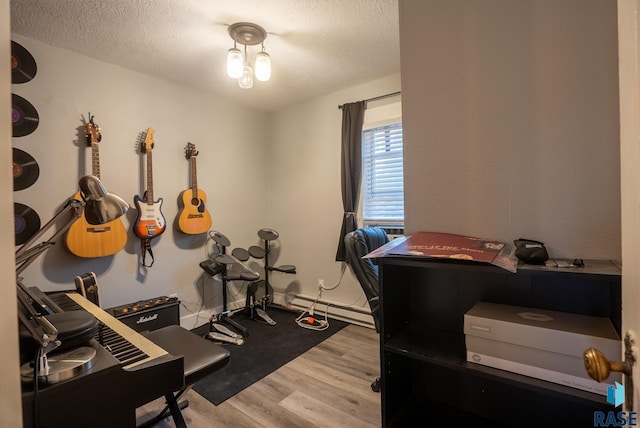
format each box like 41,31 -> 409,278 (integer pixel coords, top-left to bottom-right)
107,296 -> 180,333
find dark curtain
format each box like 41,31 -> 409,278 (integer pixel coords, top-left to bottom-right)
335,101 -> 366,261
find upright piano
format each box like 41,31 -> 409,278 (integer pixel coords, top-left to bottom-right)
20,289 -> 184,428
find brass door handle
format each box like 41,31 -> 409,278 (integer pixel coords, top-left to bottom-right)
583,332 -> 636,411
584,347 -> 631,382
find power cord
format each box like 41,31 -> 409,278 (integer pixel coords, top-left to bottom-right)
295,263 -> 348,331
295,302 -> 329,331
319,262 -> 347,291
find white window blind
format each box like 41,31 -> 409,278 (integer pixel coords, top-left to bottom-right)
362,123 -> 404,224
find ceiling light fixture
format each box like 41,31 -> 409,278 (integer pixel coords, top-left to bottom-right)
227,22 -> 271,89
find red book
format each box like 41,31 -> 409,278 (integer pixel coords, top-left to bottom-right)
387,231 -> 505,263
365,231 -> 517,272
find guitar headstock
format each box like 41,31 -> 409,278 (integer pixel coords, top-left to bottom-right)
142,128 -> 155,153
85,116 -> 102,145
185,142 -> 198,159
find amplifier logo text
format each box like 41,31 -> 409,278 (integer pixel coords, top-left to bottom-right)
136,314 -> 158,324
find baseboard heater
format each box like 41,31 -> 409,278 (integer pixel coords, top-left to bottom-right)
287,294 -> 375,329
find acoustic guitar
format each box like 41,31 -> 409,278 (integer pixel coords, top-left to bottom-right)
177,143 -> 212,234
65,117 -> 127,258
133,128 -> 166,239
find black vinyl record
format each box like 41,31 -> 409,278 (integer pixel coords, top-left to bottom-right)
13,148 -> 40,191
11,41 -> 37,84
12,94 -> 39,137
14,202 -> 40,246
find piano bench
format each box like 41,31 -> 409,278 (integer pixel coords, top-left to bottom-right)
138,325 -> 230,428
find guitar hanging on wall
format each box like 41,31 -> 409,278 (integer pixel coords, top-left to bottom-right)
134,128 -> 166,266
177,142 -> 212,234
65,115 -> 127,258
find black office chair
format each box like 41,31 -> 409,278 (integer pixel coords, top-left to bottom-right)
138,325 -> 230,428
344,227 -> 389,392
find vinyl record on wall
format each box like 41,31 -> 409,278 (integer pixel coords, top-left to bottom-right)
11,41 -> 37,84
12,93 -> 39,137
13,148 -> 40,191
14,202 -> 41,246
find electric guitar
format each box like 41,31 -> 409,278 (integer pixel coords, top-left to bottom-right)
65,117 -> 127,257
177,143 -> 212,234
133,128 -> 166,239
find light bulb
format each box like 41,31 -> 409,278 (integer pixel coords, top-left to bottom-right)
227,47 -> 243,79
255,51 -> 271,81
238,64 -> 253,89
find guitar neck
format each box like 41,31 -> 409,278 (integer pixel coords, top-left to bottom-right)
146,149 -> 154,204
91,141 -> 100,179
190,156 -> 198,199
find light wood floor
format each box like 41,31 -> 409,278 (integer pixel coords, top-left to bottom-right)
136,324 -> 382,428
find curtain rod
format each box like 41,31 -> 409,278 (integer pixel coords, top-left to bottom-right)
338,91 -> 401,110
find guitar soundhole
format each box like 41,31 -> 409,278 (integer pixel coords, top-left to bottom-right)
190,197 -> 199,206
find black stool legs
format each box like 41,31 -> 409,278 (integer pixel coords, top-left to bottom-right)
137,325 -> 230,428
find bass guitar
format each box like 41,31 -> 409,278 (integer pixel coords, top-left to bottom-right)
177,143 -> 212,234
133,128 -> 166,240
65,116 -> 127,258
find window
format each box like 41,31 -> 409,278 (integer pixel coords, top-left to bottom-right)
361,122 -> 404,229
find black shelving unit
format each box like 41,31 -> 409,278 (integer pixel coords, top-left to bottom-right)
377,257 -> 621,427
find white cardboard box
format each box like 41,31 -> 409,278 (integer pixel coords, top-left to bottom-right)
464,302 -> 621,395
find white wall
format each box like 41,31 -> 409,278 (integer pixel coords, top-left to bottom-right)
400,0 -> 620,260
267,74 -> 401,319
1,0 -> 24,426
11,34 -> 270,328
618,0 -> 640,410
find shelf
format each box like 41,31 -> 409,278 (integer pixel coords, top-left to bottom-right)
384,325 -> 607,405
387,400 -> 507,428
378,257 -> 621,277
378,257 -> 620,426
384,325 -> 465,366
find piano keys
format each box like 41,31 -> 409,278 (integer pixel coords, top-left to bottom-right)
20,289 -> 184,428
53,292 -> 169,369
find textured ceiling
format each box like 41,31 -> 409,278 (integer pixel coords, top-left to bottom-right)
10,0 -> 400,112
